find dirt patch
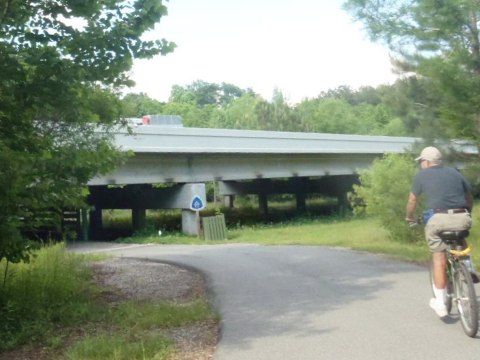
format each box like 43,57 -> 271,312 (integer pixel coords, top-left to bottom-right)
91,258 -> 207,304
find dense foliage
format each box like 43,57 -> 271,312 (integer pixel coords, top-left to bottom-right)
349,154 -> 424,243
0,0 -> 174,262
121,79 -> 439,136
344,0 -> 480,142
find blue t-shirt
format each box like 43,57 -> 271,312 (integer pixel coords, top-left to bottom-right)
411,166 -> 471,210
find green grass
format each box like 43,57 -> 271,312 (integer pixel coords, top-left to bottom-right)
64,300 -> 217,360
0,244 -> 218,359
0,243 -> 100,349
111,300 -> 217,329
228,217 -> 433,263
64,334 -> 173,360
119,213 -> 480,266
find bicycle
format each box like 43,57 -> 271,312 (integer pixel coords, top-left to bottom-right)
429,229 -> 479,337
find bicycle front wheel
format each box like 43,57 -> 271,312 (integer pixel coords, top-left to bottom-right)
453,263 -> 479,337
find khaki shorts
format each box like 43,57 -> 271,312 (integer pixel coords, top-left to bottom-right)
425,212 -> 472,253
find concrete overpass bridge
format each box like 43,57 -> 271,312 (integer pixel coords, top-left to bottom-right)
89,126 -> 420,185
85,126 -> 420,237
84,126 -> 470,237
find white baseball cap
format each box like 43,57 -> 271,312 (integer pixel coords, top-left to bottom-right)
415,146 -> 442,162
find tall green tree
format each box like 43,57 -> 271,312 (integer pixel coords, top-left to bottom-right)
254,89 -> 300,132
121,93 -> 164,118
379,78 -> 446,138
296,98 -> 356,133
161,101 -> 220,128
318,85 -> 382,106
221,93 -> 263,129
169,80 -> 252,107
0,0 -> 175,262
344,0 -> 480,141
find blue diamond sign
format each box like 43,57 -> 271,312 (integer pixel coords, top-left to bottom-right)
190,195 -> 205,211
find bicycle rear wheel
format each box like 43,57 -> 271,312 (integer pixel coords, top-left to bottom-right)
453,263 -> 479,337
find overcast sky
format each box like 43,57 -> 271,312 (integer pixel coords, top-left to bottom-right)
129,0 -> 397,104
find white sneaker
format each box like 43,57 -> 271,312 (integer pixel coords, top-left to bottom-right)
429,298 -> 448,318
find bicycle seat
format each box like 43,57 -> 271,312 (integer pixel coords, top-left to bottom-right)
438,230 -> 469,241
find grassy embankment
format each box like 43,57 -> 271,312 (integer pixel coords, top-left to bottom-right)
118,212 -> 480,265
0,243 -> 217,359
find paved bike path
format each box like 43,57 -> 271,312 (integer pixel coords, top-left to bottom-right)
69,242 -> 480,359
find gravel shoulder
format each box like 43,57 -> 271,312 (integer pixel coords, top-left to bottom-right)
92,257 -> 220,360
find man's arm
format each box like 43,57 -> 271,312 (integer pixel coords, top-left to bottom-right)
465,192 -> 473,212
405,192 -> 417,223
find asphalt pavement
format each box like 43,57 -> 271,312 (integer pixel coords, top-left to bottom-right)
68,242 -> 480,359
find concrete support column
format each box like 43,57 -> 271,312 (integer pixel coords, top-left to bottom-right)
292,177 -> 307,212
89,207 -> 103,239
258,193 -> 268,217
129,185 -> 147,231
132,208 -> 147,231
80,208 -> 89,241
180,183 -> 206,236
337,192 -> 349,216
182,210 -> 200,236
256,179 -> 271,218
224,195 -> 235,208
296,193 -> 306,212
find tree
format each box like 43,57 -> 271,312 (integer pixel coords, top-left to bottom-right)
121,93 -> 164,118
318,85 -> 382,106
296,98 -> 379,134
161,101 -> 219,128
169,80 -> 252,107
0,0 -> 175,262
253,89 -> 300,132
222,93 -> 263,129
379,78 -> 447,138
344,0 -> 480,141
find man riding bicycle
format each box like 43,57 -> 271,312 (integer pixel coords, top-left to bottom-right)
405,146 -> 478,318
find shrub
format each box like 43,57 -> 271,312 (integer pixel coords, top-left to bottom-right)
349,153 -> 424,243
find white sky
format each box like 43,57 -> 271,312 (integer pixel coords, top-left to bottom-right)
129,0 -> 397,104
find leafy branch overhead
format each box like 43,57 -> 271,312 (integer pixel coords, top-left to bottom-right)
1,0 -> 175,86
0,0 -> 174,262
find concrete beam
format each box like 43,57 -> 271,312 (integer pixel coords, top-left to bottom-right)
88,183 -> 206,210
218,176 -> 358,197
88,153 -> 374,185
